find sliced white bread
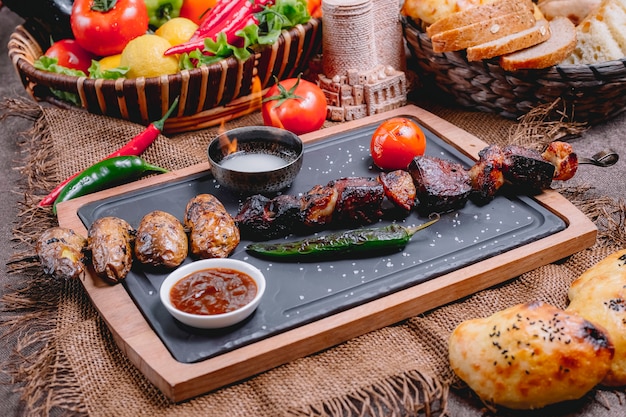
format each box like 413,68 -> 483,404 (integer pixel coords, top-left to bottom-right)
431,9 -> 536,53
402,0 -> 495,26
467,19 -> 551,61
500,16 -> 577,70
426,0 -> 533,37
537,0 -> 601,25
563,0 -> 626,64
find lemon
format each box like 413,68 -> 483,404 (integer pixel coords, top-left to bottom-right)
120,34 -> 180,78
155,17 -> 199,46
98,54 -> 122,71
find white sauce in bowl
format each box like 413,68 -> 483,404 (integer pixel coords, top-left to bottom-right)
219,153 -> 288,172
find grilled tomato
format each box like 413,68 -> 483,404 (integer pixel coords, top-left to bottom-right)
370,118 -> 426,170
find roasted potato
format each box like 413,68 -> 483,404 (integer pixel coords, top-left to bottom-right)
88,216 -> 135,284
184,194 -> 240,258
36,227 -> 87,280
134,210 -> 188,268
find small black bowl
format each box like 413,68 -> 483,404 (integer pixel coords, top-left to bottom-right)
207,126 -> 304,194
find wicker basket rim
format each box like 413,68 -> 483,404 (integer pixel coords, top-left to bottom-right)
9,21 -> 317,88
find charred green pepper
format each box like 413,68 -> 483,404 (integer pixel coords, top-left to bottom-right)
246,214 -> 440,261
145,0 -> 183,28
52,156 -> 168,214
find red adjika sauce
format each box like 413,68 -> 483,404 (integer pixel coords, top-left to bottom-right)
170,267 -> 257,315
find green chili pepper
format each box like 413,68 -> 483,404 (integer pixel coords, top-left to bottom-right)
145,0 -> 183,28
246,214 -> 440,261
52,156 -> 168,214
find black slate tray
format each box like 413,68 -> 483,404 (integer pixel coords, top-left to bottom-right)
77,118 -> 566,364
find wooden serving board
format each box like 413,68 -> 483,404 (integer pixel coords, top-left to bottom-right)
56,105 -> 597,402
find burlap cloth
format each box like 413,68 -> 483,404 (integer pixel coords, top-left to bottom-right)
2,95 -> 626,417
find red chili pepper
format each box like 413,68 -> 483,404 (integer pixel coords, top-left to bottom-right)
39,97 -> 179,207
164,38 -> 206,56
189,0 -> 248,42
224,14 -> 259,47
164,0 -> 274,56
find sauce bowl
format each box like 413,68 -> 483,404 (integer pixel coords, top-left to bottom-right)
207,126 -> 304,194
159,258 -> 266,329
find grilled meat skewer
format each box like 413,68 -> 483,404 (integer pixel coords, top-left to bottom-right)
235,194 -> 303,241
501,145 -> 555,194
468,145 -> 506,204
237,176 -> 389,240
300,184 -> 339,230
542,141 -> 578,181
328,177 -> 385,226
236,142 -> 579,240
408,156 -> 472,215
378,170 -> 417,212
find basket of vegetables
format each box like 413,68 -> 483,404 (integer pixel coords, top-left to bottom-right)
6,0 -> 322,133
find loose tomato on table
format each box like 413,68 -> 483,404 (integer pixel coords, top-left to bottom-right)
370,118 -> 427,170
179,0 -> 217,25
70,0 -> 150,56
262,75 -> 327,136
44,39 -> 96,74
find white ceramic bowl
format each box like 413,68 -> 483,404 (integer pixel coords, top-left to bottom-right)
159,258 -> 266,329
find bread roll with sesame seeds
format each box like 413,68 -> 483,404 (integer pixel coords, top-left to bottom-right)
448,301 -> 614,409
567,248 -> 626,387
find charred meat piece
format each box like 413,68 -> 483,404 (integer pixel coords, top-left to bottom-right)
134,210 -> 188,269
300,184 -> 339,229
184,194 -> 240,259
235,194 -> 272,237
235,194 -> 303,240
468,145 -> 506,204
378,170 -> 417,212
36,227 -> 87,280
408,156 -> 472,215
502,145 -> 555,193
88,217 -> 135,284
542,141 -> 578,181
327,177 -> 385,226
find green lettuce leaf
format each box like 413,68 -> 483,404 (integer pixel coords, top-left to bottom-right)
180,0 -> 310,69
88,60 -> 129,80
33,56 -> 84,105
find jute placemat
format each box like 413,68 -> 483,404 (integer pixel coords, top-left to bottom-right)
2,97 -> 626,417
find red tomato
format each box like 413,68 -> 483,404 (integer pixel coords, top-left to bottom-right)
262,76 -> 327,136
44,39 -> 95,74
70,0 -> 150,56
370,118 -> 427,170
179,0 -> 217,25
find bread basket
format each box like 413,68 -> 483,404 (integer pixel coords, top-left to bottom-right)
402,17 -> 626,125
8,19 -> 322,133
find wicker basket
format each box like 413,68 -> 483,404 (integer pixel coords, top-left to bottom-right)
8,19 -> 322,133
402,17 -> 626,125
